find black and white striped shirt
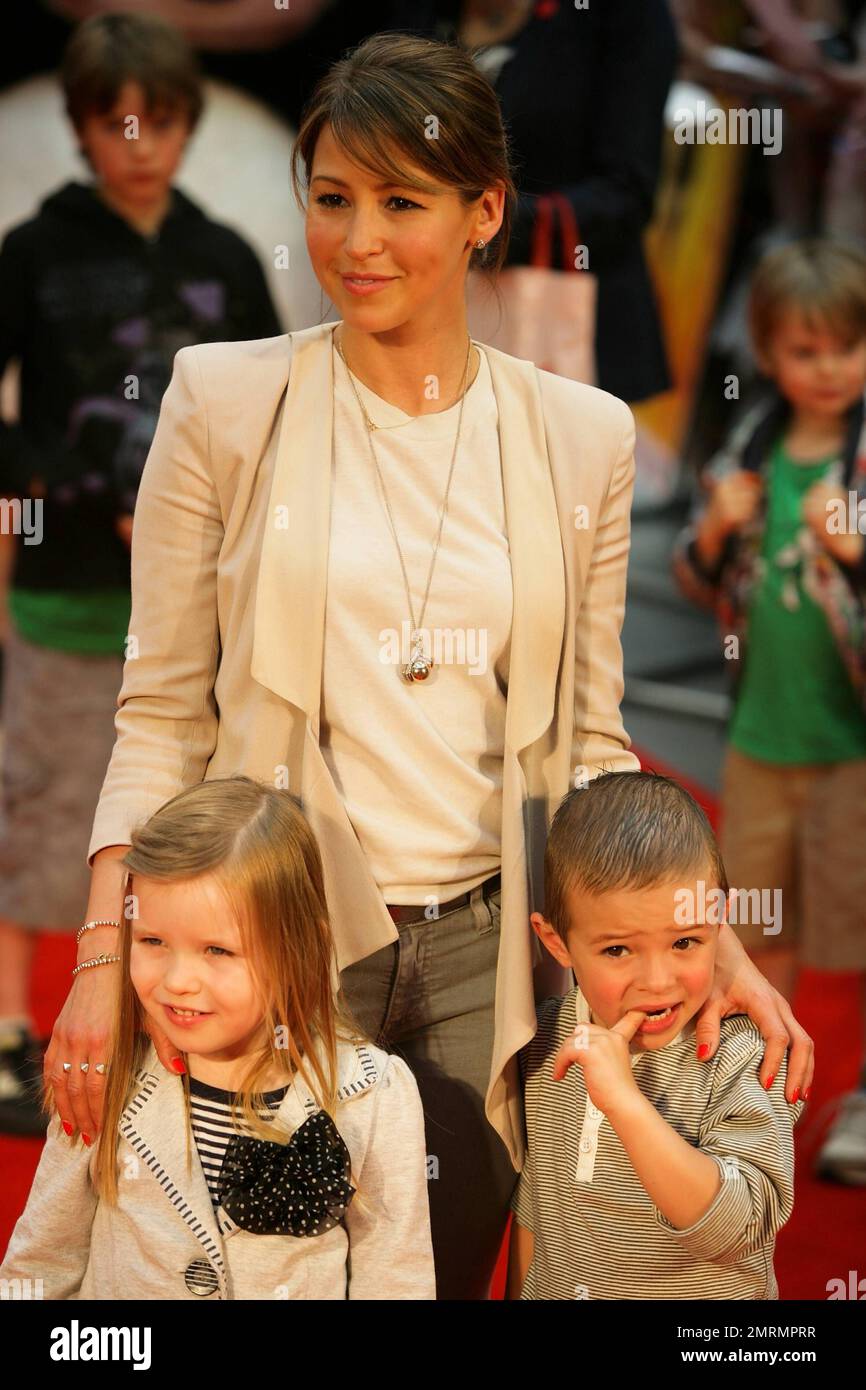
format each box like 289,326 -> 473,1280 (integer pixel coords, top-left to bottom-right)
188,1077 -> 289,1234
512,987 -> 805,1300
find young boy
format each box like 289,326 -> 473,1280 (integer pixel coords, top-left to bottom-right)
0,12 -> 281,1135
507,771 -> 805,1301
672,239 -> 866,1185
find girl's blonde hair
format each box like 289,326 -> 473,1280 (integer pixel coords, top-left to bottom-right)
88,776 -> 366,1202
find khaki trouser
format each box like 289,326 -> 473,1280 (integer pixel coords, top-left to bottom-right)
339,880 -> 519,1300
720,744 -> 866,971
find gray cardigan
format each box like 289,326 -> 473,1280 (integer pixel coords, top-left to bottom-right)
0,1039 -> 435,1300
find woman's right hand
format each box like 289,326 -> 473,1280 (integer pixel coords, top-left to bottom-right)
43,940 -> 119,1144
44,948 -> 186,1140
44,844 -> 187,1139
142,1017 -> 187,1080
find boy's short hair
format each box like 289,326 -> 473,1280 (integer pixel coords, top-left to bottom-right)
749,238 -> 866,358
544,770 -> 729,942
61,12 -> 204,132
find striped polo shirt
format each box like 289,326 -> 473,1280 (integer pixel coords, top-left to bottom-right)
512,987 -> 805,1300
188,1076 -> 290,1234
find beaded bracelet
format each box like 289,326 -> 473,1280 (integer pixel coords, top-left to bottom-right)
71,953 -> 121,978
76,918 -> 121,947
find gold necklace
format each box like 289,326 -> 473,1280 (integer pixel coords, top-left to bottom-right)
334,331 -> 474,682
334,332 -> 477,430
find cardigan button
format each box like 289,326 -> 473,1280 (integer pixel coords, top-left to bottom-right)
184,1258 -> 219,1297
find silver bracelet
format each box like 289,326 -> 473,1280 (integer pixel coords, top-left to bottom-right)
72,953 -> 121,978
76,918 -> 121,946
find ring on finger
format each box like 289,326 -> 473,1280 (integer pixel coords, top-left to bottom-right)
62,1062 -> 72,1073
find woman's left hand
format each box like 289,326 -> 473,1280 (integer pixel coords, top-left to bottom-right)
694,924 -> 814,1103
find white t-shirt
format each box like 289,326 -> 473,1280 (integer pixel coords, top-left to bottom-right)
319,340 -> 512,903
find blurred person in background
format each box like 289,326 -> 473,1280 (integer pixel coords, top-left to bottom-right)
672,240 -> 866,1187
0,11 -> 280,1135
668,0 -> 866,471
676,0 -> 866,243
745,0 -> 866,243
10,1 -> 386,129
383,0 -> 678,404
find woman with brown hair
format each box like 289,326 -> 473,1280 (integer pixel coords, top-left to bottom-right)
43,32 -> 814,1299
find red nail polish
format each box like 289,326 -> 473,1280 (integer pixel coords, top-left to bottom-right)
696,1043 -> 710,1059
764,1074 -> 776,1090
82,1134 -> 92,1146
62,1121 -> 74,1137
803,1086 -> 811,1101
791,1087 -> 799,1104
170,1057 -> 186,1074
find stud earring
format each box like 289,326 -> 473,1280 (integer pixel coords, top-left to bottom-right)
474,239 -> 486,248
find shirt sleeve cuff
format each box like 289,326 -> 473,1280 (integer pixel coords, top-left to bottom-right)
653,1154 -> 753,1260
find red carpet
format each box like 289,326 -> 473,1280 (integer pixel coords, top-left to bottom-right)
2,745 -> 864,1298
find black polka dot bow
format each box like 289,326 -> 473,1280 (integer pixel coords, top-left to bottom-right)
217,1109 -> 356,1236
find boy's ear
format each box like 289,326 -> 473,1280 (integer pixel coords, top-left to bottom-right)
530,912 -> 572,970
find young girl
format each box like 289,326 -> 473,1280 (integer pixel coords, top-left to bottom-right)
0,776 -> 435,1299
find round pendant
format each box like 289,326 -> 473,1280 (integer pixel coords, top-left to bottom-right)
403,655 -> 433,682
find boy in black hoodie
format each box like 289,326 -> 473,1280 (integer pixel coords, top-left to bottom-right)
0,12 -> 281,1133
